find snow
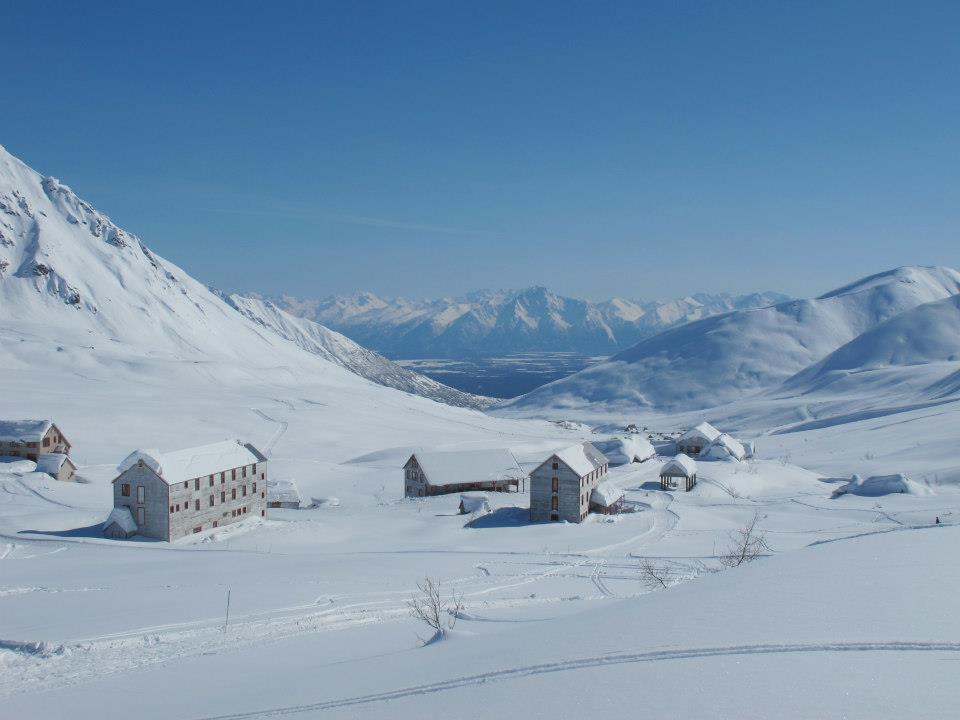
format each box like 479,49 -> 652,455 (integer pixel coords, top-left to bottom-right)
835,474 -> 930,497
701,433 -> 746,461
459,494 -> 491,514
552,442 -> 607,476
4,144 -> 960,719
102,506 -> 137,534
594,435 -> 656,465
680,421 -> 721,445
34,454 -> 70,475
266,478 -> 301,506
413,449 -> 524,487
661,453 -> 698,477
590,480 -> 623,506
0,419 -> 52,442
114,441 -> 263,485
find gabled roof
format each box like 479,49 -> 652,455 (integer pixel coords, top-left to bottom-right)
679,422 -> 721,444
661,453 -> 698,478
591,480 -> 624,507
552,442 -> 608,477
410,449 -> 525,487
35,453 -> 74,474
702,433 -> 746,461
0,419 -> 53,443
116,440 -> 266,485
103,506 -> 137,533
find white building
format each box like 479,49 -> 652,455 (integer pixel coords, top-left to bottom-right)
403,449 -> 524,497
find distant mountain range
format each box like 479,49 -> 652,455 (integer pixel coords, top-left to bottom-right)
499,265 -> 960,414
272,287 -> 791,358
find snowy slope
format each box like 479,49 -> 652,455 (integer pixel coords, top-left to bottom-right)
501,266 -> 960,414
0,144 -> 484,409
276,287 -> 789,357
228,294 -> 490,409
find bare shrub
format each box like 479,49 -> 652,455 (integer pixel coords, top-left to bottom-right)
639,559 -> 672,590
720,511 -> 771,567
407,577 -> 464,643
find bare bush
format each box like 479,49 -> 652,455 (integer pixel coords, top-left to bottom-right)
639,559 -> 672,590
407,576 -> 464,642
720,511 -> 771,567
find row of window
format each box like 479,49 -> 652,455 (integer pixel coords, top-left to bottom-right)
192,508 -> 265,533
179,464 -> 262,492
169,485 -> 264,514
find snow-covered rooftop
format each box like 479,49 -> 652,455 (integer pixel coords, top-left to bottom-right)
702,433 -> 746,461
553,442 -> 608,477
35,453 -> 72,474
596,436 -> 656,465
116,440 -> 266,485
103,506 -> 137,534
679,422 -> 721,444
661,453 -> 698,477
267,478 -> 301,505
0,419 -> 53,442
591,480 -> 624,507
411,449 -> 524,487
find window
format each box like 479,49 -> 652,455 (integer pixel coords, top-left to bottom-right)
261,510 -> 264,517
551,477 -> 558,493
231,469 -> 236,481
221,491 -> 225,503
209,475 -> 214,487
195,499 -> 200,511
252,482 -> 256,493
213,521 -> 218,528
176,503 -> 180,511
261,472 -> 265,480
137,507 -> 145,525
552,462 -> 559,470
261,492 -> 265,499
220,472 -> 225,484
193,526 -> 201,534
183,481 -> 188,490
232,488 -> 236,500
209,495 -> 215,507
242,485 -> 247,497
169,505 -> 174,514
136,486 -> 145,503
195,478 -> 200,491
551,496 -> 558,510
231,509 -> 236,517
43,437 -> 50,447
121,483 -> 131,497
242,466 -> 247,478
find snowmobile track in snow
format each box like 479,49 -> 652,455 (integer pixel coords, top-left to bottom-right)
192,641 -> 960,718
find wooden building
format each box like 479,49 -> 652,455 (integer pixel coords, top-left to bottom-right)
589,480 -> 625,515
660,454 -> 698,492
35,453 -> 78,481
530,442 -> 610,523
0,419 -> 74,479
403,449 -> 524,498
267,478 -> 302,509
675,422 -> 721,457
109,440 -> 268,541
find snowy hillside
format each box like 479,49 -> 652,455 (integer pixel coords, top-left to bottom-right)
276,286 -> 789,358
0,145 -> 483,409
228,295 -> 490,409
501,266 -> 960,414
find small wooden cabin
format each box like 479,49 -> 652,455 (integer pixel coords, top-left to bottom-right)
660,454 -> 698,492
589,480 -> 624,515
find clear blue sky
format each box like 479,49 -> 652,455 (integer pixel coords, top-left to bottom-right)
3,1 -> 958,301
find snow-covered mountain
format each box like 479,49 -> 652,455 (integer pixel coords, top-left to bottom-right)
274,287 -> 790,358
500,266 -> 960,414
227,295 -> 489,408
0,144 -> 484,409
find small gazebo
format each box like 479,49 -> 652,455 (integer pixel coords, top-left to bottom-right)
660,454 -> 698,492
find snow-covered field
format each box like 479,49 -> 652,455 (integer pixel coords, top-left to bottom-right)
4,143 -> 960,718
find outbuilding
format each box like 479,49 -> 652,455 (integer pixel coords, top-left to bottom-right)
590,480 -> 624,515
0,419 -> 72,466
701,433 -> 746,462
459,494 -> 491,515
267,478 -> 302,509
676,422 -> 721,456
660,454 -> 698,492
35,453 -> 78,481
103,507 -> 138,539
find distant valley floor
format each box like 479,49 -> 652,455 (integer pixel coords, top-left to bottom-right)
396,353 -> 608,398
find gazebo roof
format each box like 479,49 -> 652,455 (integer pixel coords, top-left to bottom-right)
660,453 -> 698,478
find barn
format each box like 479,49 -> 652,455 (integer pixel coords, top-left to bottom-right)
403,449 -> 524,498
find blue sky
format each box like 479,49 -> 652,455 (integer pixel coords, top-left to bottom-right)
3,1 -> 958,301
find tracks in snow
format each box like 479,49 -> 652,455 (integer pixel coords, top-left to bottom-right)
252,407 -> 289,455
193,641 -> 960,719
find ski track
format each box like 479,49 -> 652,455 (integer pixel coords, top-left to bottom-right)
191,641 -> 960,719
252,409 -> 289,455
